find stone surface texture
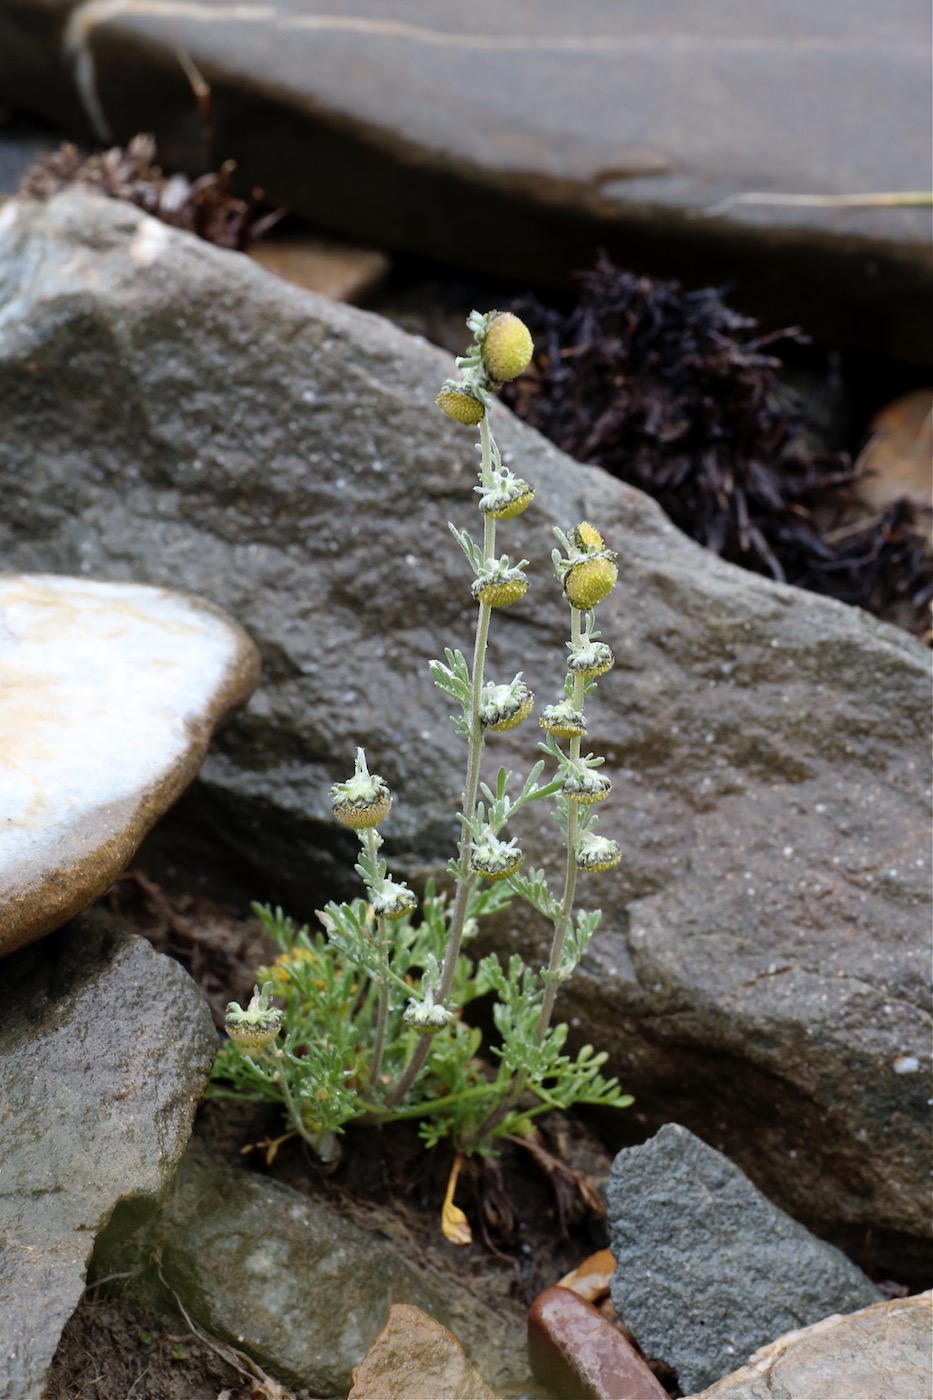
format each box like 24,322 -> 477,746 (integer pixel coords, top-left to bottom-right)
151,1157 -> 528,1397
0,572 -> 260,957
248,237 -> 391,303
0,2 -> 930,359
528,1286 -> 670,1400
348,1303 -> 500,1400
607,1125 -> 881,1394
685,1290 -> 933,1400
0,191 -> 930,1276
0,916 -> 217,1400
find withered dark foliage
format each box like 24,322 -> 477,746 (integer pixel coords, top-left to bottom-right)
18,134 -> 281,249
503,255 -> 932,639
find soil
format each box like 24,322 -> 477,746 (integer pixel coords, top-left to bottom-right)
44,865 -> 660,1400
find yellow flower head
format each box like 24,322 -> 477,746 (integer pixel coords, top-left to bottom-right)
436,388 -> 486,425
482,312 -> 534,383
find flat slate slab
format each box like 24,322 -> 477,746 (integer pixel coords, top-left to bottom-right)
0,573 -> 259,956
0,915 -> 218,1400
0,0 -> 929,360
0,191 -> 929,1282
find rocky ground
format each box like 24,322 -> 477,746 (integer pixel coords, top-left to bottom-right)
0,10 -> 930,1396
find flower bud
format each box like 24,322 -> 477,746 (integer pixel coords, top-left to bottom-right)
479,679 -> 535,732
575,833 -> 622,872
469,830 -> 524,881
404,999 -> 451,1035
482,313 -> 534,383
564,556 -> 618,611
539,701 -> 587,740
572,522 -> 605,551
562,765 -> 611,804
567,640 -> 615,680
436,387 -> 485,425
476,477 -> 534,521
330,751 -> 393,829
472,569 -> 528,608
371,881 -> 418,921
225,983 -> 283,1052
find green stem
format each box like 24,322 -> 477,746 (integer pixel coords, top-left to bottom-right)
383,414 -> 498,1111
536,605 -> 586,1041
367,833 -> 392,1094
272,1047 -> 324,1152
474,609 -> 587,1144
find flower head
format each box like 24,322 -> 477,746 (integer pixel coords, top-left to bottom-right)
539,700 -> 587,739
575,833 -> 622,873
481,312 -> 534,383
437,386 -> 486,425
469,828 -> 524,881
330,747 -> 392,829
479,678 -> 535,732
567,639 -> 615,679
371,880 -> 418,921
225,982 -> 283,1052
562,764 -> 612,805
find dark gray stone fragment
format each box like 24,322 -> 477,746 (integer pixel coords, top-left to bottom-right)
0,915 -> 217,1400
608,1124 -> 882,1395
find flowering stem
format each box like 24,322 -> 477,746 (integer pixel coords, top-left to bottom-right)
536,605 -> 585,1041
383,414 -> 498,1110
366,828 -> 391,1095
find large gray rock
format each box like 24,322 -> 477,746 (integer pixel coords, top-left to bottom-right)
0,2 -> 929,360
0,572 -> 260,957
0,916 -> 217,1400
685,1290 -> 933,1400
0,190 -> 929,1278
150,1156 -> 528,1397
607,1124 -> 881,1394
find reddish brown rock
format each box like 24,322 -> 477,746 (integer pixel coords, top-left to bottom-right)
528,1286 -> 669,1400
349,1303 -> 500,1400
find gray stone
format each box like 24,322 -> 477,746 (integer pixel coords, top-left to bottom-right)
685,1290 -> 933,1400
607,1124 -> 882,1394
150,1156 -> 528,1398
0,915 -> 217,1400
0,572 -> 260,957
0,191 -> 929,1278
0,2 -> 930,360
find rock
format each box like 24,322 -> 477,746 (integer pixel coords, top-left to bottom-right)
557,1248 -> 616,1304
607,1124 -> 882,1394
0,190 -> 929,1279
348,1303 -> 500,1400
248,237 -> 390,303
685,1290 -> 933,1400
148,1156 -> 528,1397
0,2 -> 930,360
855,389 -> 933,526
0,573 -> 260,958
0,915 -> 217,1400
528,1286 -> 670,1400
